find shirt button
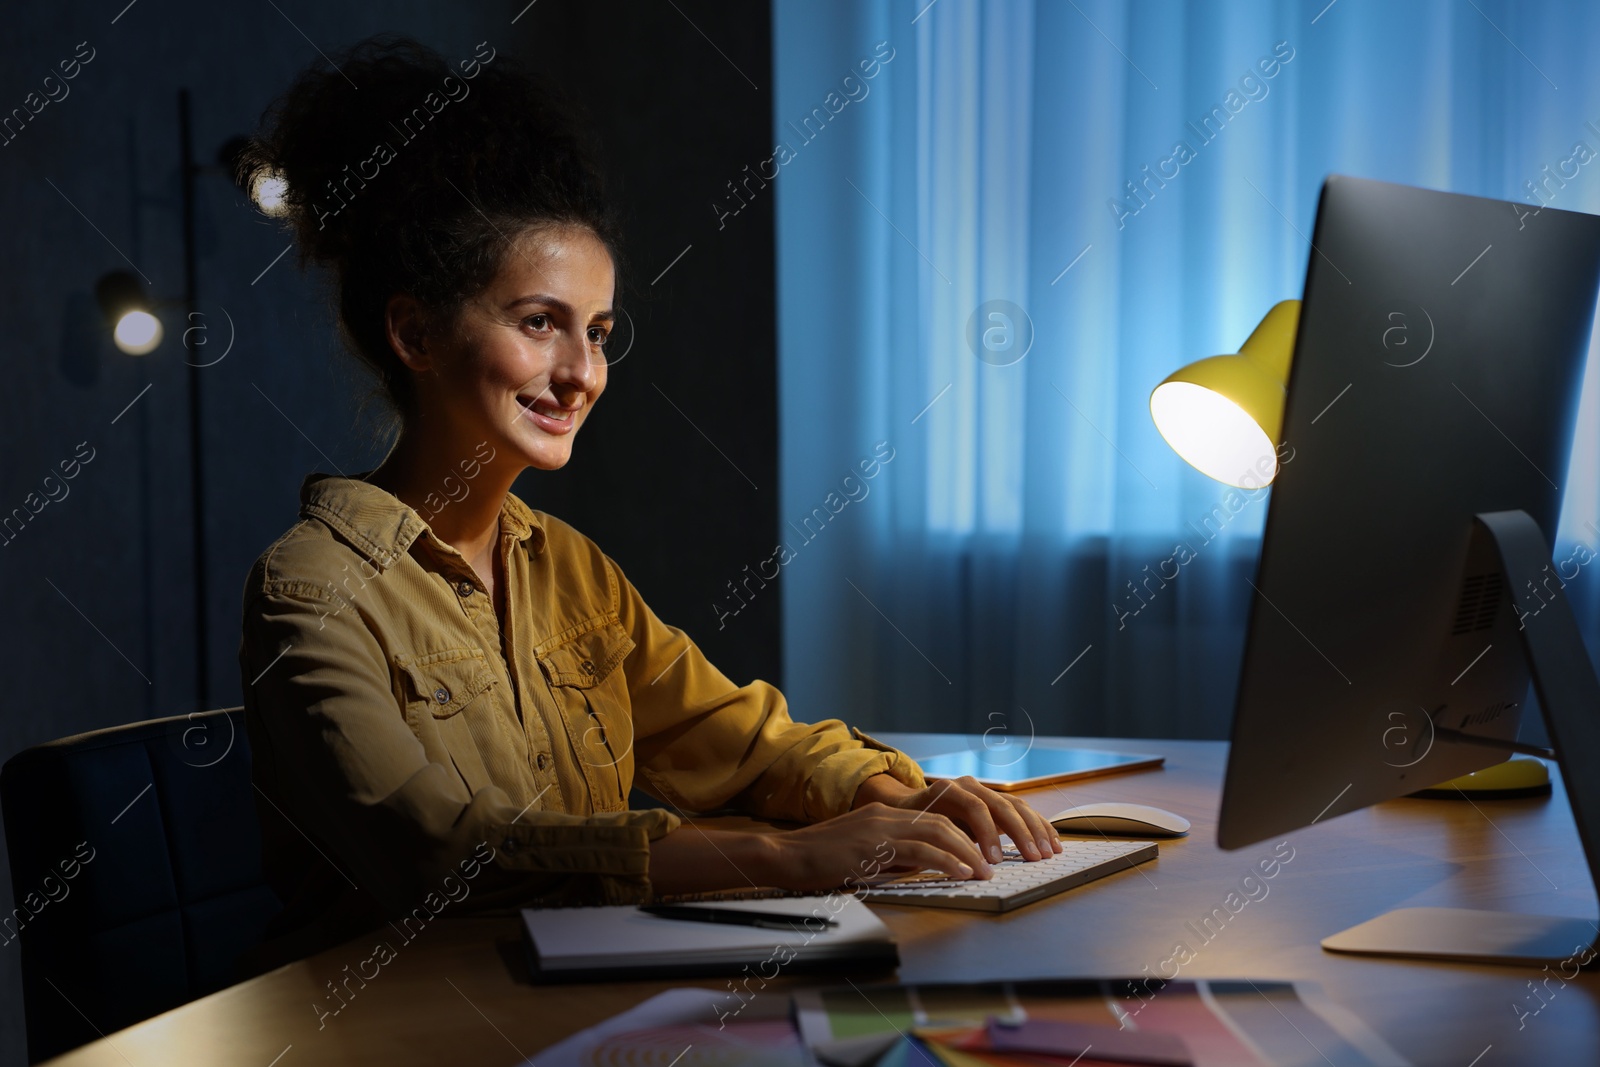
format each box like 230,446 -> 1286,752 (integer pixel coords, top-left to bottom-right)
501,837 -> 520,854
456,579 -> 474,597
536,752 -> 551,771
433,687 -> 451,704
582,659 -> 596,676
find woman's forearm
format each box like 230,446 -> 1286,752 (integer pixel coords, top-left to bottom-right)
852,771 -> 917,808
648,826 -> 785,896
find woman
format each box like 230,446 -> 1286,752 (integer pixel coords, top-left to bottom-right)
239,36 -> 1059,963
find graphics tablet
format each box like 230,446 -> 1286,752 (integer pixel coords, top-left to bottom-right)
916,746 -> 1164,792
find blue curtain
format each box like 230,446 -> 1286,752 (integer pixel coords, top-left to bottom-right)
771,0 -> 1600,740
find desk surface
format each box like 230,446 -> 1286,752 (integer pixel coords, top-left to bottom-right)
44,734 -> 1600,1066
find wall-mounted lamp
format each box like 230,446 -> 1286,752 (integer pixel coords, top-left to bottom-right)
1149,300 -> 1300,488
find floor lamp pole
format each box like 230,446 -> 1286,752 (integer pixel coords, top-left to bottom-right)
177,88 -> 209,707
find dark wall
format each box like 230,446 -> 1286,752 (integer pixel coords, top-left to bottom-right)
0,2 -> 776,1060
514,1 -> 782,691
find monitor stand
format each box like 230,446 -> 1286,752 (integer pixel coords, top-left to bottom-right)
1321,509 -> 1600,965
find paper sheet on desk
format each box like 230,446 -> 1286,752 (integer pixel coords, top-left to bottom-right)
525,986 -> 816,1067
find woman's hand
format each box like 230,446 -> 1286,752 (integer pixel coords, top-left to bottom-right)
852,773 -> 1062,865
650,775 -> 1063,896
650,806 -> 993,896
766,801 -> 995,890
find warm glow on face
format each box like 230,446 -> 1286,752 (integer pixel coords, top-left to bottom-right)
113,310 -> 163,355
1150,381 -> 1277,488
419,227 -> 615,475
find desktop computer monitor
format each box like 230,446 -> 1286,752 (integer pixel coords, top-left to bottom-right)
1217,174 -> 1600,963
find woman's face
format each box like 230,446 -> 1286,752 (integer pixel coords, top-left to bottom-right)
421,224 -> 616,472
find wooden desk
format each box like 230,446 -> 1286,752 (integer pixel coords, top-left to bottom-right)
43,735 -> 1600,1066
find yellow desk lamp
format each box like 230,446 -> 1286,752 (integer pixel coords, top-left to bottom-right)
1150,300 -> 1300,489
1149,301 -> 1549,799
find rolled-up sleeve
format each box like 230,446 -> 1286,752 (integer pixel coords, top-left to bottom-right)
609,556 -> 927,823
242,588 -> 680,917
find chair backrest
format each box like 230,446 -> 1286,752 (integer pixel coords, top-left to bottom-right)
1,708 -> 280,1063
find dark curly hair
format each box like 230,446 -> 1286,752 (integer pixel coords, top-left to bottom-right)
244,34 -> 624,427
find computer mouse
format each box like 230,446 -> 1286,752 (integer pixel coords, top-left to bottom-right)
1048,802 -> 1190,837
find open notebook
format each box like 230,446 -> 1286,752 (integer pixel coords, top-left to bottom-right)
521,895 -> 898,981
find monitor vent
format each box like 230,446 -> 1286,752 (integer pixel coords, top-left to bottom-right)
1452,572 -> 1503,635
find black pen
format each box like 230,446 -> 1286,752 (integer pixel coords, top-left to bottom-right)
637,904 -> 837,931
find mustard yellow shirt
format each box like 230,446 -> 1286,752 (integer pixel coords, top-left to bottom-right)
238,473 -> 925,958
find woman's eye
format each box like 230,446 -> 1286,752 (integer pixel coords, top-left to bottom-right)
523,314 -> 551,332
588,327 -> 610,346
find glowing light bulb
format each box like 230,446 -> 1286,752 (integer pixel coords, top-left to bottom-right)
251,170 -> 289,216
113,310 -> 163,355
1150,380 -> 1277,488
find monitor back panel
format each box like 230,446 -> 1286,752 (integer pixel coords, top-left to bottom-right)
1219,175 -> 1600,849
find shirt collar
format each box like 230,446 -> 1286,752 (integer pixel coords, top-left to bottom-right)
299,473 -> 547,570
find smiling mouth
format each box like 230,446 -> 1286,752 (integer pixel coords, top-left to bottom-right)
518,395 -> 580,422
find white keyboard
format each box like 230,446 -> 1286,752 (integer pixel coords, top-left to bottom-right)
858,839 -> 1157,912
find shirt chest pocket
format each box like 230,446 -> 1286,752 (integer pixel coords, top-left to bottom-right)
535,618 -> 636,811
394,647 -> 512,796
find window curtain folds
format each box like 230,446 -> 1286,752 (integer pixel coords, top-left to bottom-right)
771,0 -> 1600,740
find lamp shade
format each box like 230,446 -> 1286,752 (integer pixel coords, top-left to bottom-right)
1149,300 -> 1300,488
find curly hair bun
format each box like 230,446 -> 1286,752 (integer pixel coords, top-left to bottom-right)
243,34 -> 620,416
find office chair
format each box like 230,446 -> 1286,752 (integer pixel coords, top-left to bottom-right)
1,708 -> 280,1063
